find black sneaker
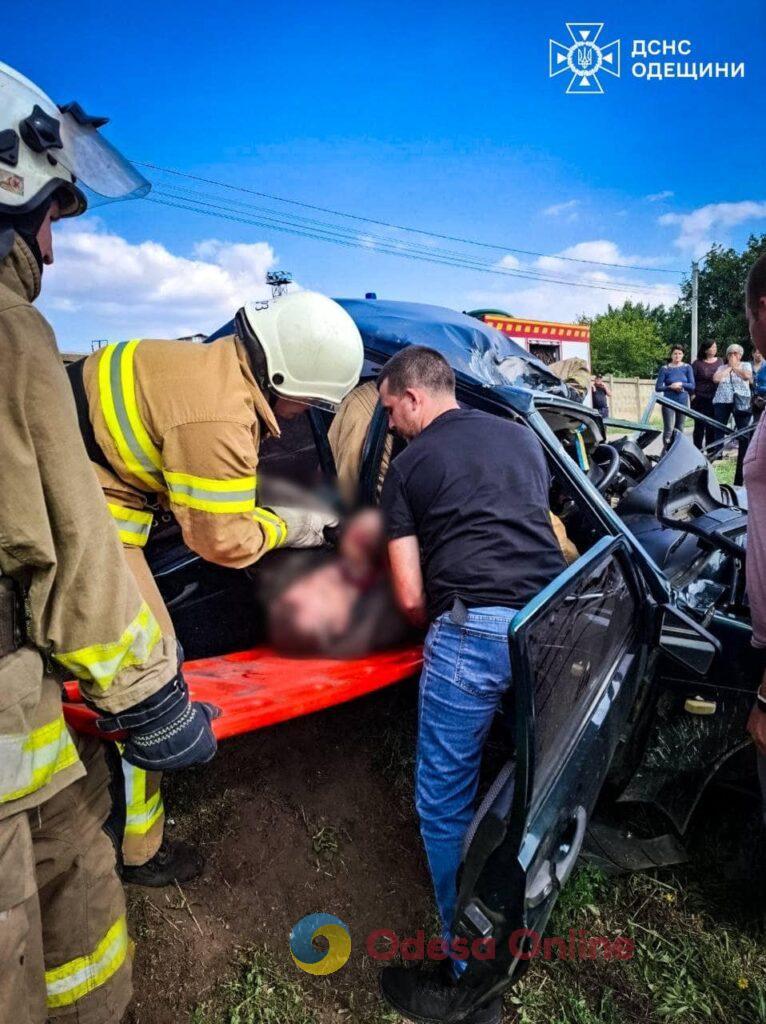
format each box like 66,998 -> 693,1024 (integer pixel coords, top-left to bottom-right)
380,965 -> 502,1023
120,838 -> 204,887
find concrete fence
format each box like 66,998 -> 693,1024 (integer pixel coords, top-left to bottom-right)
602,376 -> 657,421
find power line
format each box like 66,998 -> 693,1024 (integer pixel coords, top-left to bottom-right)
137,160 -> 684,276
146,193 -> 677,297
152,184 -> 665,292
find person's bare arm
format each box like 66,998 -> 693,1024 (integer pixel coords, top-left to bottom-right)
747,667 -> 766,755
387,536 -> 427,627
713,366 -> 730,383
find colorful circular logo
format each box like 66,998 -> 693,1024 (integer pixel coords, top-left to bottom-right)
290,913 -> 351,975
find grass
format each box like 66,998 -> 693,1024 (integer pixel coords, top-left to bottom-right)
191,948 -> 318,1024
509,859 -> 765,1024
713,457 -> 737,486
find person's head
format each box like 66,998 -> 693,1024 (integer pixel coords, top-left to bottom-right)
746,252 -> 766,357
726,343 -> 744,365
594,372 -> 604,383
0,62 -> 149,277
238,291 -> 364,413
755,349 -> 764,367
699,339 -> 718,360
669,345 -> 685,364
377,345 -> 457,440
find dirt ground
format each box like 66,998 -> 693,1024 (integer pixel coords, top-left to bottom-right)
124,680 -> 433,1024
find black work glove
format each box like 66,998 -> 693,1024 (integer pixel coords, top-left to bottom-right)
93,670 -> 219,772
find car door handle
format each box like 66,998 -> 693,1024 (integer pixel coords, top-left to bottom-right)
552,805 -> 587,887
526,806 -> 587,908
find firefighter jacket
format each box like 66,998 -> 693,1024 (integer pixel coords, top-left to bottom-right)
80,335 -> 288,567
328,380 -> 393,508
550,357 -> 591,401
0,236 -> 177,819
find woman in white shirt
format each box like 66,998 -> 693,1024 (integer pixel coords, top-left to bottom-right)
713,343 -> 753,485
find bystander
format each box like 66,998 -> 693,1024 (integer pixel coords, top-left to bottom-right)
691,340 -> 723,449
375,345 -> 566,1024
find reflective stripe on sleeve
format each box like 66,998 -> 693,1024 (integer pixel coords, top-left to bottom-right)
98,341 -> 164,491
107,503 -> 154,548
164,470 -> 257,514
0,715 -> 81,804
54,601 -> 162,691
45,915 -> 128,1008
122,760 -> 165,837
253,507 -> 288,550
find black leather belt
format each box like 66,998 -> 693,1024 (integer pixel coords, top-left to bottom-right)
0,577 -> 24,658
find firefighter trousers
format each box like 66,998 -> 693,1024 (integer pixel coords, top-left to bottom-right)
118,547 -> 171,868
0,733 -> 132,1023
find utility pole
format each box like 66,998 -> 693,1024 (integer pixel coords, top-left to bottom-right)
691,261 -> 699,361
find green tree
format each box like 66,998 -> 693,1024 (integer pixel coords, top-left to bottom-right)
653,233 -> 766,356
583,301 -> 667,377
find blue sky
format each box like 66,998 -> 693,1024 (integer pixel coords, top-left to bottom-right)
8,0 -> 766,348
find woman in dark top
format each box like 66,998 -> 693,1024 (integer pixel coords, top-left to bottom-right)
655,345 -> 695,448
691,339 -> 723,449
591,373 -> 610,415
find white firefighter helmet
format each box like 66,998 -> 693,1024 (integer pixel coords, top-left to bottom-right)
0,62 -> 149,218
241,291 -> 364,410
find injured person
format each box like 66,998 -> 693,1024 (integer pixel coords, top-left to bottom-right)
264,508 -> 413,658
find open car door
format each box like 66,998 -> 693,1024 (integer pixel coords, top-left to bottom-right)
446,534 -> 717,1021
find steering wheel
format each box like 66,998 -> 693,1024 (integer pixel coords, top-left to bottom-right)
588,443 -> 620,494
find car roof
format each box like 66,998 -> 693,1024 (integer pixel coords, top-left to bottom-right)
336,298 -> 565,395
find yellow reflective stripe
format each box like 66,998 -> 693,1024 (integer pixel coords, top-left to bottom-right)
97,341 -> 163,491
0,716 -> 80,804
253,507 -> 288,550
122,761 -> 164,836
165,470 -> 257,514
46,915 -> 128,1009
121,339 -> 163,474
54,601 -> 162,691
107,503 -> 153,548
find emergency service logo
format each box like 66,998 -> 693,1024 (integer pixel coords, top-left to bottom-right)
549,23 -> 620,94
290,913 -> 351,975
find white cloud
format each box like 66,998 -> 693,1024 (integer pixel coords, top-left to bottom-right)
495,254 -> 521,270
471,239 -> 680,322
646,190 -> 674,202
659,200 -> 766,258
542,199 -> 579,219
41,219 -> 280,348
533,239 -> 672,272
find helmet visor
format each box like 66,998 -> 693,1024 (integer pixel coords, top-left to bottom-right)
56,112 -> 150,206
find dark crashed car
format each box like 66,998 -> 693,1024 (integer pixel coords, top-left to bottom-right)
139,299 -> 753,1018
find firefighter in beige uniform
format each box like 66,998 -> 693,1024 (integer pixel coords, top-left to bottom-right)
329,380 -> 579,563
74,294 -> 364,883
0,63 -> 216,1022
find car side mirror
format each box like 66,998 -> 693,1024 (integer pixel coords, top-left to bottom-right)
658,604 -> 719,677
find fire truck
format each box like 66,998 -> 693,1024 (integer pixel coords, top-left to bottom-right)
468,309 -> 591,370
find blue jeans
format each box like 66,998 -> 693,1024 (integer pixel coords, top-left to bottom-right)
415,605 -> 516,944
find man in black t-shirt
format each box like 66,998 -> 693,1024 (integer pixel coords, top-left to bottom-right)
377,346 -> 565,1024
